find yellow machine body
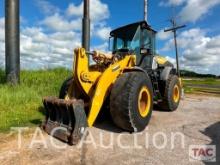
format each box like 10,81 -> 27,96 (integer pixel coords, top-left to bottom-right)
67,48 -> 136,127
42,21 -> 182,145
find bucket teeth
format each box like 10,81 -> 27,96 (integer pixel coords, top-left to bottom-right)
41,97 -> 88,145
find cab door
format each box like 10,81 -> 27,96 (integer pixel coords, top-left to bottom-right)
139,29 -> 156,69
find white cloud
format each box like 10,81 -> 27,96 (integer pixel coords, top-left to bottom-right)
159,0 -> 186,6
41,16 -> 109,41
20,27 -> 82,69
160,28 -> 220,75
66,3 -> 83,17
157,29 -> 173,40
179,0 -> 220,23
95,26 -> 111,40
66,0 -> 110,22
35,0 -> 60,15
22,27 -> 48,42
0,18 -> 5,68
0,0 -> 110,70
41,0 -> 111,40
0,0 -> 112,69
0,15 -> 83,69
160,0 -> 220,23
90,0 -> 110,22
41,14 -> 82,32
0,18 -> 4,41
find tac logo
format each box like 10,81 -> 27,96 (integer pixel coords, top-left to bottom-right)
189,145 -> 216,162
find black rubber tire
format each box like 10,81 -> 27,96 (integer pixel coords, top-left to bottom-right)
59,77 -> 73,99
110,72 -> 153,132
59,77 -> 89,101
158,75 -> 181,111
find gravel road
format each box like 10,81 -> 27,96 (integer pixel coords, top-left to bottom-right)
0,94 -> 220,165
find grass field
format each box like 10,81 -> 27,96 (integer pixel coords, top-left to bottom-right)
0,68 -> 71,132
0,68 -> 219,132
183,78 -> 220,95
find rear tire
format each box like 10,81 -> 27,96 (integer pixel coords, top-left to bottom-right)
158,75 -> 181,111
110,72 -> 153,132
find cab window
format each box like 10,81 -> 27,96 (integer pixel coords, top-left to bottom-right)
142,29 -> 155,55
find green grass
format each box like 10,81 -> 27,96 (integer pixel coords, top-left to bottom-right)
183,78 -> 220,95
183,78 -> 220,86
0,68 -> 71,132
184,86 -> 220,94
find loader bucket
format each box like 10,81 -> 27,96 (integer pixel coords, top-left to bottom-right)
41,97 -> 88,145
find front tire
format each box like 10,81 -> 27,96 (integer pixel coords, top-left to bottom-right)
59,77 -> 73,99
59,77 -> 84,100
158,75 -> 181,111
110,72 -> 153,132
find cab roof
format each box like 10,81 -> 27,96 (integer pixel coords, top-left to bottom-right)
110,21 -> 157,39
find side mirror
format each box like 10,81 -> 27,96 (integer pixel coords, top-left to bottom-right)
140,48 -> 151,55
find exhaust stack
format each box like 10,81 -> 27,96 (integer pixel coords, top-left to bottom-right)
82,0 -> 90,51
144,0 -> 148,22
5,0 -> 20,84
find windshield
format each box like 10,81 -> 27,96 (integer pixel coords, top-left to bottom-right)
113,26 -> 141,53
111,25 -> 156,68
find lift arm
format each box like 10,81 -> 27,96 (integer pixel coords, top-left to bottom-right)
73,48 -> 136,126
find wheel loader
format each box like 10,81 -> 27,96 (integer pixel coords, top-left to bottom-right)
41,21 -> 182,145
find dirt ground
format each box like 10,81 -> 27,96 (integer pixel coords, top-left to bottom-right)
0,94 -> 220,165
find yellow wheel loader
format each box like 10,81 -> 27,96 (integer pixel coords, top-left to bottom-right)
41,21 -> 182,145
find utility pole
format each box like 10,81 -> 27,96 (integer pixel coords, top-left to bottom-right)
164,19 -> 186,77
82,0 -> 90,51
5,0 -> 20,84
144,0 -> 148,22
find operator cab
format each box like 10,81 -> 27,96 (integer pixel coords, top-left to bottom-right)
110,21 -> 156,69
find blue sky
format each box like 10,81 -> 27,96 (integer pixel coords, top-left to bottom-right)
0,0 -> 220,75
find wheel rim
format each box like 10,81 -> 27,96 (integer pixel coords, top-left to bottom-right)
138,87 -> 151,118
64,94 -> 70,100
173,84 -> 180,103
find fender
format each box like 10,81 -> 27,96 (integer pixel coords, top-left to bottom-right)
160,67 -> 175,80
123,66 -> 149,77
